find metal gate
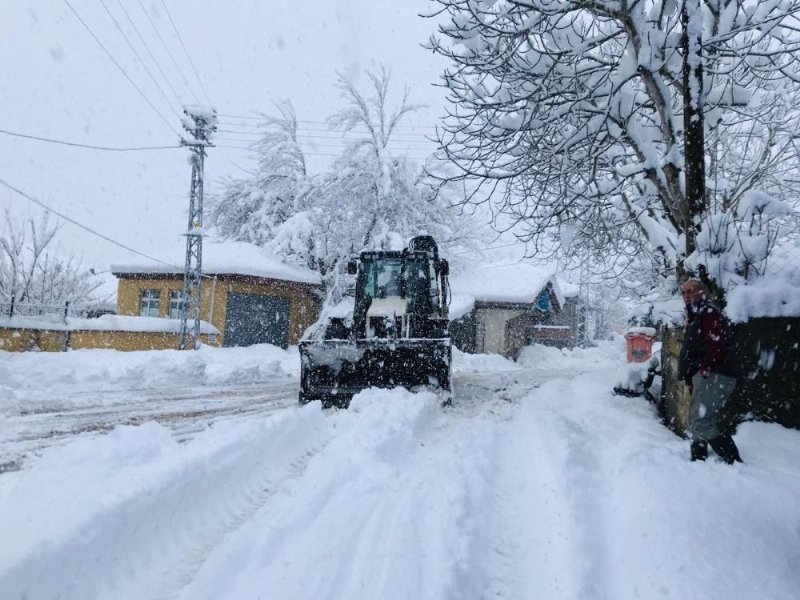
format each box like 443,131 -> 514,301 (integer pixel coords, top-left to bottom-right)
224,293 -> 290,348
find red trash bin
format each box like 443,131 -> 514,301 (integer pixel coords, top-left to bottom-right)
625,328 -> 655,363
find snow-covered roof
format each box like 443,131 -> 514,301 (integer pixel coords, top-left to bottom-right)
450,263 -> 564,307
326,297 -> 355,320
449,294 -> 476,321
560,280 -> 580,298
111,241 -> 322,286
0,314 -> 220,334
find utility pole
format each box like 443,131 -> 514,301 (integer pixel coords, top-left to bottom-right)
178,106 -> 216,350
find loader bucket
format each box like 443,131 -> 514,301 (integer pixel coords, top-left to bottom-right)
299,338 -> 452,408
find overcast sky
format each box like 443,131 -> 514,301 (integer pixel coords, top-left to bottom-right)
0,0 -> 450,275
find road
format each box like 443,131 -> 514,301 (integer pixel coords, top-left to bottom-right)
0,365 -> 551,474
0,381 -> 300,474
3,355 -> 796,600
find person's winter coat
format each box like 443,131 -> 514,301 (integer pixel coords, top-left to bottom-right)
677,300 -> 737,382
678,299 -> 738,441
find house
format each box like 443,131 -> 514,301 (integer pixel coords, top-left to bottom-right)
111,241 -> 323,349
448,263 -> 579,359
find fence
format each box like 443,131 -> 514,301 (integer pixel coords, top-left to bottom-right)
0,297 -> 80,322
661,318 -> 800,433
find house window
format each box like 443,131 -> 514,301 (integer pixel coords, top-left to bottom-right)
140,289 -> 161,317
169,290 -> 188,319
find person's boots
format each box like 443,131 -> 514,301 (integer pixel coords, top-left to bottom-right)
690,440 -> 708,461
709,434 -> 743,464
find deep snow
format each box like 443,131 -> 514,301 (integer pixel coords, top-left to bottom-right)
1,340 -> 798,599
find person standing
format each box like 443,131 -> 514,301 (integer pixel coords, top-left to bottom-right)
677,278 -> 743,464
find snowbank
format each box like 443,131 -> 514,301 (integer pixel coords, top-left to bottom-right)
0,344 -> 299,414
517,338 -> 626,370
452,347 -> 519,373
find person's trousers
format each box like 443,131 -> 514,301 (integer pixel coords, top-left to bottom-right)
690,434 -> 743,464
688,372 -> 742,464
689,372 -> 736,439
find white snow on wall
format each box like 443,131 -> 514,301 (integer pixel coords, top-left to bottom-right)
725,281 -> 800,323
0,315 -> 219,334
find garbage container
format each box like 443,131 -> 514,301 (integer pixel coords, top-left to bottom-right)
625,327 -> 656,363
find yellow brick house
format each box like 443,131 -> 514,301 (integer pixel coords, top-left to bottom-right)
112,241 -> 323,348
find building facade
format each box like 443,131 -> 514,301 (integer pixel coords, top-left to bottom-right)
112,241 -> 323,349
115,273 -> 321,349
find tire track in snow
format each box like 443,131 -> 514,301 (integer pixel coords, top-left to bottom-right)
175,390 -> 510,600
153,441 -> 319,600
460,374 -> 616,600
0,403 -> 336,600
1,382 -> 298,473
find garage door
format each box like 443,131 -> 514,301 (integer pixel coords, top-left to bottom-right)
224,292 -> 290,348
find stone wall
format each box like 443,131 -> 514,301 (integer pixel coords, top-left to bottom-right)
661,317 -> 800,434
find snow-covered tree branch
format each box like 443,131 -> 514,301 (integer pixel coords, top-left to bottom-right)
210,65 -> 481,300
427,0 -> 800,292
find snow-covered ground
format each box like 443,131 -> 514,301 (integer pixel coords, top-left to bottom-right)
1,340 -> 798,599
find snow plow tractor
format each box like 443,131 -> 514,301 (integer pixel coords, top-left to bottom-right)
299,236 -> 452,408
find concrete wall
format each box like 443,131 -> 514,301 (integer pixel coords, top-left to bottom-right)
0,328 -> 67,352
475,307 -> 526,355
0,327 -> 219,352
661,317 -> 800,434
117,275 -> 321,346
69,330 -> 218,351
555,297 -> 580,345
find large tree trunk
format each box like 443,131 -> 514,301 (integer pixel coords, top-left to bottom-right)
681,0 -> 706,260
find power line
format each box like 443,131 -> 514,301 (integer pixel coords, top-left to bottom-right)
0,127 -> 180,152
215,127 -> 435,143
218,114 -> 438,131
214,144 -> 437,160
215,136 -> 435,151
135,0 -> 198,103
114,0 -> 184,109
99,0 -> 181,120
63,0 -> 179,137
159,0 -> 212,106
217,120 -> 436,135
0,175 -> 186,272
215,145 -> 359,158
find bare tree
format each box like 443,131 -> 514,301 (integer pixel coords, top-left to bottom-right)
0,211 -> 102,308
427,0 -> 800,289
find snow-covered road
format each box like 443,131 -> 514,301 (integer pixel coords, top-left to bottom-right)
1,381 -> 298,473
1,342 -> 799,600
